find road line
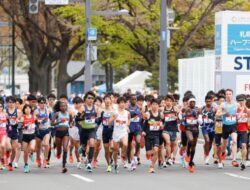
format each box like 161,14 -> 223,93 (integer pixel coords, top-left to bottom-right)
71,174 -> 94,183
224,173 -> 250,180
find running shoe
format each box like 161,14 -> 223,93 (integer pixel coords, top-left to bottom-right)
13,162 -> 18,168
77,162 -> 81,169
106,165 -> 112,172
148,166 -> 155,173
188,165 -> 194,173
163,161 -> 168,168
24,165 -> 30,173
232,160 -> 239,167
240,163 -> 246,171
218,162 -> 223,169
30,153 -> 35,163
85,163 -> 93,172
114,164 -> 119,174
36,159 -> 41,167
185,155 -> 190,163
8,163 -> 13,171
46,162 -> 51,168
123,162 -> 128,168
137,157 -> 141,165
69,155 -> 74,164
204,156 -> 210,165
62,167 -> 68,173
181,156 -> 187,168
131,159 -> 136,170
213,159 -> 218,164
245,161 -> 250,167
43,160 -> 48,168
167,158 -> 173,166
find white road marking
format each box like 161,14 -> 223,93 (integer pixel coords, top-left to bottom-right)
224,173 -> 250,180
71,174 -> 94,183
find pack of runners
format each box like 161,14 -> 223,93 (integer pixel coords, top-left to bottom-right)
0,88 -> 249,174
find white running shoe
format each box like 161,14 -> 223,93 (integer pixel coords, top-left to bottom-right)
77,162 -> 81,169
205,156 -> 210,165
167,159 -> 173,166
245,161 -> 250,167
123,162 -> 128,169
163,162 -> 168,168
218,162 -> 223,169
134,156 -> 138,165
14,162 -> 19,168
131,160 -> 136,170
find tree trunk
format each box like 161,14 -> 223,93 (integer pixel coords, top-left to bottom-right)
57,52 -> 70,96
28,65 -> 51,95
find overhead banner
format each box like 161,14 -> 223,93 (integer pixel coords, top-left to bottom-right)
45,0 -> 69,5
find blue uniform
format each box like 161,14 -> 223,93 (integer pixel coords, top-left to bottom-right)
6,108 -> 19,140
201,106 -> 215,135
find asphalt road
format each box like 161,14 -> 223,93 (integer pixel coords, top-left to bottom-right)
0,143 -> 250,190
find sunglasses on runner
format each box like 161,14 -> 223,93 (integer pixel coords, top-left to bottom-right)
87,96 -> 94,100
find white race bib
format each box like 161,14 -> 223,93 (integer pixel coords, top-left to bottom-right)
225,115 -> 236,122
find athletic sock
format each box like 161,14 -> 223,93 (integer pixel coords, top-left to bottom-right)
88,147 -> 94,163
62,151 -> 67,168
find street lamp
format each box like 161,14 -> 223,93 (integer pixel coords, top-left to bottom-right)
159,0 -> 176,96
84,0 -> 129,93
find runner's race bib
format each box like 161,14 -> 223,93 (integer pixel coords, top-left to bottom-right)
102,118 -> 109,126
186,117 -> 198,125
115,120 -> 126,128
215,121 -> 223,134
131,116 -> 140,122
164,114 -> 177,122
85,117 -> 95,124
225,115 -> 236,122
149,124 -> 160,131
203,116 -> 213,124
9,118 -> 17,125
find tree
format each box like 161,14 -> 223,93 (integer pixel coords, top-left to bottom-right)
0,1 -> 85,95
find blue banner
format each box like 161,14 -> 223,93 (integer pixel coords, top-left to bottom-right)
228,24 -> 250,55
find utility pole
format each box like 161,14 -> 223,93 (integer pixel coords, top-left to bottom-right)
84,0 -> 92,93
159,0 -> 168,96
12,18 -> 15,96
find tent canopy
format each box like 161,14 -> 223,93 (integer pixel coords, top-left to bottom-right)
114,71 -> 152,94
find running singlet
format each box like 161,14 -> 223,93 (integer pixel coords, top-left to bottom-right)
128,105 -> 141,132
36,108 -> 50,130
184,109 -> 198,127
23,115 -> 36,135
145,111 -> 162,136
102,110 -> 114,129
201,106 -> 215,133
81,106 -> 97,129
163,107 -> 178,132
6,108 -> 18,132
237,107 -> 248,132
113,111 -> 129,133
0,112 -> 7,129
222,102 -> 237,125
56,111 -> 70,128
